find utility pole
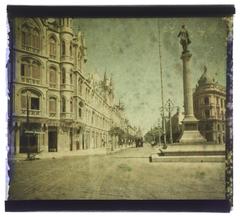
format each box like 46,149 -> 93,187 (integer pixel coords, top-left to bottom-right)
157,19 -> 166,145
158,118 -> 161,146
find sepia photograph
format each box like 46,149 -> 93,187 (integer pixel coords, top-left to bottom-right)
5,6 -> 234,211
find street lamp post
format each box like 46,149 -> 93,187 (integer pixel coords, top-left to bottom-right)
160,107 -> 167,145
165,99 -> 174,144
26,90 -> 31,160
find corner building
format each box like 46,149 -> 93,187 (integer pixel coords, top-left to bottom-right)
9,18 -> 132,155
193,67 -> 226,144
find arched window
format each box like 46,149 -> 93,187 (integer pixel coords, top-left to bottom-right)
61,68 -> 66,84
70,98 -> 73,113
204,96 -> 209,105
49,97 -> 57,114
205,109 -> 210,119
20,60 -> 30,78
78,104 -> 82,118
32,28 -> 40,51
32,61 -> 40,81
70,73 -> 73,85
78,101 -> 83,118
21,23 -> 40,52
21,25 -> 29,48
78,78 -> 82,95
20,58 -> 41,84
61,40 -> 65,56
70,42 -> 73,56
61,96 -> 66,113
49,67 -> 57,88
49,36 -> 57,58
21,90 -> 40,111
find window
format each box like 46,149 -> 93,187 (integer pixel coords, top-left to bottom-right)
70,73 -> 73,85
220,99 -> 223,108
21,23 -> 40,52
32,61 -> 40,80
49,36 -> 57,58
70,98 -> 73,113
70,42 -> 73,56
49,67 -> 57,88
78,103 -> 82,118
61,40 -> 65,56
78,78 -> 82,95
205,110 -> 210,119
21,90 -> 40,111
20,58 -> 41,84
32,28 -> 40,50
61,68 -> 66,84
21,26 -> 29,48
31,97 -> 40,110
61,97 -> 66,112
204,96 -> 209,105
49,97 -> 57,113
21,62 -> 30,77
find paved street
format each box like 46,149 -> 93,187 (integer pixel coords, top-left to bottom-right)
8,143 -> 225,200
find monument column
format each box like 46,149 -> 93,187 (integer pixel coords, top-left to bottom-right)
178,25 -> 206,143
182,52 -> 194,119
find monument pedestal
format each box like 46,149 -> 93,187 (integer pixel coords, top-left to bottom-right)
180,116 -> 206,143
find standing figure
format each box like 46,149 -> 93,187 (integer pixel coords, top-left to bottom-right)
177,25 -> 191,52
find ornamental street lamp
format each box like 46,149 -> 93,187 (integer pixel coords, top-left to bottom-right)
26,90 -> 31,160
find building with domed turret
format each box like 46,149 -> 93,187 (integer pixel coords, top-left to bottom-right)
8,18 -> 136,156
193,66 -> 226,144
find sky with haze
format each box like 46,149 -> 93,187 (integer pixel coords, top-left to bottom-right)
73,18 -> 228,134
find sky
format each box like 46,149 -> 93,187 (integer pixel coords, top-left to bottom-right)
73,18 -> 228,134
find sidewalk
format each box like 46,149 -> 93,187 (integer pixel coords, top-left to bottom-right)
9,144 -> 134,161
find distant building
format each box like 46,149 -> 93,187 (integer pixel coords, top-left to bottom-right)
165,108 -> 184,142
193,66 -> 226,143
8,18 -> 135,155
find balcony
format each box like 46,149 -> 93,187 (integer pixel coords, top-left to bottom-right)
21,109 -> 41,116
49,112 -> 57,118
49,83 -> 57,89
21,77 -> 40,85
60,112 -> 73,119
22,45 -> 40,54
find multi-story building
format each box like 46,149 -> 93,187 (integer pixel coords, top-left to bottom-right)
8,18 -> 134,155
193,66 -> 226,143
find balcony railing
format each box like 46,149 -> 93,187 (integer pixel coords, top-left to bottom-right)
49,83 -> 57,89
22,45 -> 40,54
60,112 -> 73,119
21,109 -> 41,116
21,77 -> 40,85
49,112 -> 57,118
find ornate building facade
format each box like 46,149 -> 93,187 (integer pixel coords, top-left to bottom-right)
9,18 -> 135,155
193,66 -> 226,144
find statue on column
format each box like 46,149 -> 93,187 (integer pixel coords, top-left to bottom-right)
177,25 -> 191,52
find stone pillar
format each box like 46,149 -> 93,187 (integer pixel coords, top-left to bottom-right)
180,51 -> 206,143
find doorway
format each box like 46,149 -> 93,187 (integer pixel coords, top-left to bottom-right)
48,128 -> 57,152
